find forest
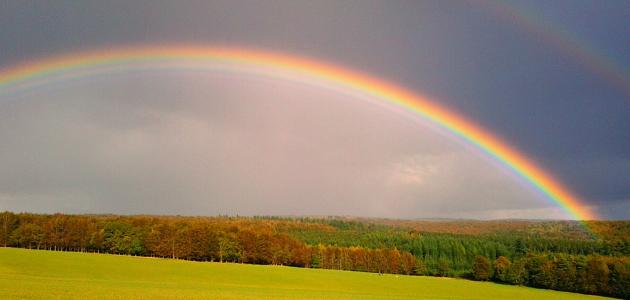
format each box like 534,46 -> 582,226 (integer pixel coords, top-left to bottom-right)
1,212 -> 628,298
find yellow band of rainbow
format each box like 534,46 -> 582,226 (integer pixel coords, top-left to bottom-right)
0,45 -> 596,220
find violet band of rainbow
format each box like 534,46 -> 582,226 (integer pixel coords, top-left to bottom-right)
0,45 -> 596,221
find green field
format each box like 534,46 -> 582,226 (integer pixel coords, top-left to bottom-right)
0,248 -> 613,299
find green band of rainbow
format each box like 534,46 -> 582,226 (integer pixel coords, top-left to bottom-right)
0,45 -> 596,220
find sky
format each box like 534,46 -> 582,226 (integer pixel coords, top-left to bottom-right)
0,0 -> 628,219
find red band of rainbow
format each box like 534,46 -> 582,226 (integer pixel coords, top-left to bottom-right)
0,45 -> 596,220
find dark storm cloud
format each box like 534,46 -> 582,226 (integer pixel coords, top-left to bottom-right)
0,0 -> 627,218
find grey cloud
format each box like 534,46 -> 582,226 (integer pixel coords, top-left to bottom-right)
0,71 -> 564,218
0,1 -> 628,218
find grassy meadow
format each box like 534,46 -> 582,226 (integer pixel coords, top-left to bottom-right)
0,248 -> 614,300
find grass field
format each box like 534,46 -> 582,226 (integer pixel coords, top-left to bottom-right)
0,248 -> 613,299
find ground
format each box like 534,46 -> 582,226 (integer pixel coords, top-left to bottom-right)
0,248 -> 613,299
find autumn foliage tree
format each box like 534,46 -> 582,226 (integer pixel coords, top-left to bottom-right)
493,256 -> 510,282
472,256 -> 491,281
0,212 -> 628,298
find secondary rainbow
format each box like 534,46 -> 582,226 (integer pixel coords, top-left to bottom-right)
478,0 -> 630,97
0,45 -> 596,220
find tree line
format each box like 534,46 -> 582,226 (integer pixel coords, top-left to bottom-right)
470,254 -> 629,297
1,212 -> 628,298
0,213 -> 416,274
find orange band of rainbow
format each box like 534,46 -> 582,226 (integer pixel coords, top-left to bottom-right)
0,45 -> 595,220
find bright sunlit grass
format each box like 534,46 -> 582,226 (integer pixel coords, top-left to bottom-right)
0,247 -> 612,299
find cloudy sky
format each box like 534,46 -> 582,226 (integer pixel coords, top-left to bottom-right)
0,0 -> 628,219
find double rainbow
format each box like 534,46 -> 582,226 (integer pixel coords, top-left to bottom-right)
0,45 -> 595,220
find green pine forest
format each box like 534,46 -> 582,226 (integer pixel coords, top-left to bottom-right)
1,212 -> 629,298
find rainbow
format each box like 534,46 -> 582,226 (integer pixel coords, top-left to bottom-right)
0,45 -> 596,220
478,0 -> 630,97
